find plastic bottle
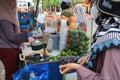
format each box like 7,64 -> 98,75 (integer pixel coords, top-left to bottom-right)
47,36 -> 53,52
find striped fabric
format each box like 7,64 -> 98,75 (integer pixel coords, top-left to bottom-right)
86,16 -> 120,70
91,17 -> 120,53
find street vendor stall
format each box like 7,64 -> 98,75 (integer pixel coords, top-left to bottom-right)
12,0 -> 91,80
13,0 -> 63,80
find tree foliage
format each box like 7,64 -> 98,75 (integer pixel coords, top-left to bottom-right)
33,0 -> 83,9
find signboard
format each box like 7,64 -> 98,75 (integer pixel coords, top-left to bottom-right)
17,0 -> 28,12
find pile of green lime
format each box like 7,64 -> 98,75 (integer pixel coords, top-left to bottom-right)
48,29 -> 90,61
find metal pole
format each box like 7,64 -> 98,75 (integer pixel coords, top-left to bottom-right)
90,19 -> 93,44
33,0 -> 40,28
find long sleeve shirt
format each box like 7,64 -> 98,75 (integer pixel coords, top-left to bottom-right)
0,20 -> 28,48
77,47 -> 120,80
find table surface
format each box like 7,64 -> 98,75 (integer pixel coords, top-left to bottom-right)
21,43 -> 60,56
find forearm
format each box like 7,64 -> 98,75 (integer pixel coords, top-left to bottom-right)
0,20 -> 28,43
77,66 -> 100,80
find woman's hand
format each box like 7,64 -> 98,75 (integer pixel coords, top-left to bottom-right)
24,27 -> 34,33
59,63 -> 79,74
77,56 -> 88,66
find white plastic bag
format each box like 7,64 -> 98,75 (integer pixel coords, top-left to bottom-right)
59,19 -> 67,51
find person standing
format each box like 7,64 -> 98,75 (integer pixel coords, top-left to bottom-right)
0,0 -> 29,80
74,4 -> 88,32
59,0 -> 120,80
60,0 -> 73,18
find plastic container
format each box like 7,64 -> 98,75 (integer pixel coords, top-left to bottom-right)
50,33 -> 59,50
47,37 -> 53,52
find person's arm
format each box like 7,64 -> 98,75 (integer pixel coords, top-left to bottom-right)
59,52 -> 92,74
60,48 -> 120,80
59,63 -> 79,74
77,52 -> 92,66
77,48 -> 120,80
0,20 -> 28,43
77,66 -> 100,80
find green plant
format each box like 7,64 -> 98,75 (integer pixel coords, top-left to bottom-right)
48,29 -> 90,61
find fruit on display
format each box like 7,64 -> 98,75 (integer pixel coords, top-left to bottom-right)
69,16 -> 76,22
69,22 -> 75,29
48,29 -> 90,61
59,15 -> 76,31
61,16 -> 69,21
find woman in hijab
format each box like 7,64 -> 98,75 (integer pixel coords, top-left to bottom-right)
59,0 -> 120,80
0,0 -> 28,80
60,0 -> 73,18
74,4 -> 88,32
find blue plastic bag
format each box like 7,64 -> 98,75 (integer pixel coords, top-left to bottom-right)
12,64 -> 49,80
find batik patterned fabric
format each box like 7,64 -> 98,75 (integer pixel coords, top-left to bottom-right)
86,16 -> 120,69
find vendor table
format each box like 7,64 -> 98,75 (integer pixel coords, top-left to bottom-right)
18,38 -> 78,80
19,43 -> 62,80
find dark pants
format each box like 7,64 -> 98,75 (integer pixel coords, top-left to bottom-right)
0,48 -> 19,80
